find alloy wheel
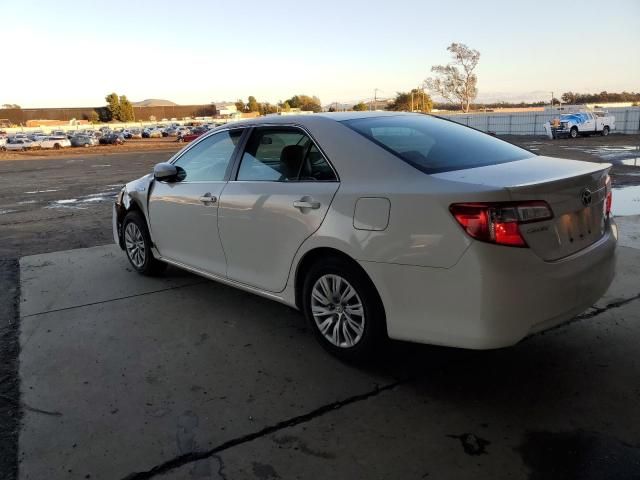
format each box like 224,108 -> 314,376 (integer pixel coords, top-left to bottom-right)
124,222 -> 146,268
311,274 -> 365,348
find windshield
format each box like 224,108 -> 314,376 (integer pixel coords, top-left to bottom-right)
341,115 -> 534,174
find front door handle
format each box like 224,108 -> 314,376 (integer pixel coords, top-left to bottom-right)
199,193 -> 217,205
293,199 -> 321,210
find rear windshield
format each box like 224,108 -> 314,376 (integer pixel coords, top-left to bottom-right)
341,115 -> 533,174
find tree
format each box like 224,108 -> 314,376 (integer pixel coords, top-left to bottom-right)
235,99 -> 246,112
282,101 -> 291,112
282,95 -> 322,113
386,89 -> 433,112
425,42 -> 480,112
89,111 -> 100,124
352,102 -> 369,111
119,95 -> 135,122
247,96 -> 260,112
105,93 -> 120,121
2,103 -> 20,109
258,102 -> 278,115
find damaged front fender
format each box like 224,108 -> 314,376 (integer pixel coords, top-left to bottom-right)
113,173 -> 154,249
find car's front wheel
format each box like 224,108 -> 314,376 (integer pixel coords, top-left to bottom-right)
602,126 -> 610,136
570,127 -> 579,138
302,256 -> 386,361
122,211 -> 167,276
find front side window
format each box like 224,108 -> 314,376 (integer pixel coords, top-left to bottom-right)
342,115 -> 534,174
237,127 -> 336,182
172,129 -> 243,182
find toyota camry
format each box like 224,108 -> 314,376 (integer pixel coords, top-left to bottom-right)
113,112 -> 617,360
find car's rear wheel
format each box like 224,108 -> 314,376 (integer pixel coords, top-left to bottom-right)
54,143 -> 61,149
302,256 -> 386,361
570,127 -> 578,138
602,126 -> 610,136
122,211 -> 167,276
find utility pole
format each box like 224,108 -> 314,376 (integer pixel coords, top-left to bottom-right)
411,91 -> 414,112
373,88 -> 379,111
550,91 -> 554,109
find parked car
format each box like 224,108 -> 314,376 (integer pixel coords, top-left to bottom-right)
5,138 -> 34,151
177,127 -> 207,143
39,136 -> 72,149
129,128 -> 142,139
144,128 -> 163,138
545,111 -> 616,139
99,133 -> 125,145
0,137 -> 7,149
113,112 -> 617,360
71,135 -> 98,147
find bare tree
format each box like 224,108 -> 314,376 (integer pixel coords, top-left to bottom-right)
425,43 -> 480,112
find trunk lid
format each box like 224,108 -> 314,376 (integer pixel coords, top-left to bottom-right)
433,156 -> 611,260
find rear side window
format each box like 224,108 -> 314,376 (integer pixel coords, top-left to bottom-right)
237,127 -> 337,182
342,115 -> 533,174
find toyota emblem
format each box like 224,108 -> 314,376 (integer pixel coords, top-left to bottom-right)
580,188 -> 592,207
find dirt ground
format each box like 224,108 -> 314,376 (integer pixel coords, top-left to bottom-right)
0,134 -> 638,260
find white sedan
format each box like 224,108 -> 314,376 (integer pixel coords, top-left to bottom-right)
113,112 -> 617,360
39,136 -> 71,149
4,138 -> 35,151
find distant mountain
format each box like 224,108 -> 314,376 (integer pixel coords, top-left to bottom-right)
132,99 -> 178,107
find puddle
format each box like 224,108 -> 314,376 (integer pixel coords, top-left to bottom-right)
0,209 -> 18,215
45,204 -> 87,210
612,186 -> 640,216
17,200 -> 38,205
24,189 -> 60,194
92,164 -> 111,167
45,192 -> 117,210
559,145 -> 640,164
617,158 -> 640,167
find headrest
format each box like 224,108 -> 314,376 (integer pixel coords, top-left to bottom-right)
280,144 -> 305,179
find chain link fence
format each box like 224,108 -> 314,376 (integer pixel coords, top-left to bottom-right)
436,107 -> 640,135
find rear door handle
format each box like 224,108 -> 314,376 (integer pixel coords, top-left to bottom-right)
199,193 -> 217,204
293,200 -> 321,210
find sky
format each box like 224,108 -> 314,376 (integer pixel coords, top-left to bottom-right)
1,0 -> 639,108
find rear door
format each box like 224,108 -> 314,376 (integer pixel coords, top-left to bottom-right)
218,126 -> 339,292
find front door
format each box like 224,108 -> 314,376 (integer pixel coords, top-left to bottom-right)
219,126 -> 339,292
148,129 -> 244,275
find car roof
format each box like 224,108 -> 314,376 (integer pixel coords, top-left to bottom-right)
220,111 -> 419,129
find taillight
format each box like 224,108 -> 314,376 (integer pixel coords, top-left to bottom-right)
605,174 -> 612,216
450,201 -> 553,248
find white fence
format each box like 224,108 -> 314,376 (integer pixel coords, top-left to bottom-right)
435,107 -> 640,135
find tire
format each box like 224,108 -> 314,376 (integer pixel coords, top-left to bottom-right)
84,143 -> 89,148
22,147 -> 27,151
302,256 -> 387,361
177,137 -> 184,143
602,126 -> 610,136
570,127 -> 578,138
54,143 -> 61,150
122,211 -> 167,276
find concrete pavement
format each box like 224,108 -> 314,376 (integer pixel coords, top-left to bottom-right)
18,242 -> 640,479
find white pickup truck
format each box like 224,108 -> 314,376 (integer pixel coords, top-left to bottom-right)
546,111 -> 615,139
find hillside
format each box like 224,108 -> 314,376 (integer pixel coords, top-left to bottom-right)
132,99 -> 178,107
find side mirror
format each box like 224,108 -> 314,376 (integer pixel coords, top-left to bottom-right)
153,162 -> 183,182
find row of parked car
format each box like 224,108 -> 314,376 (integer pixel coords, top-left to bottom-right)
0,122 -> 221,152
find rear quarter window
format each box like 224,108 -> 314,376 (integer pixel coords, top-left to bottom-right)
342,115 -> 533,174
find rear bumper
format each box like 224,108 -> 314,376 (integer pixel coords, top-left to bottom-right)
360,220 -> 617,349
